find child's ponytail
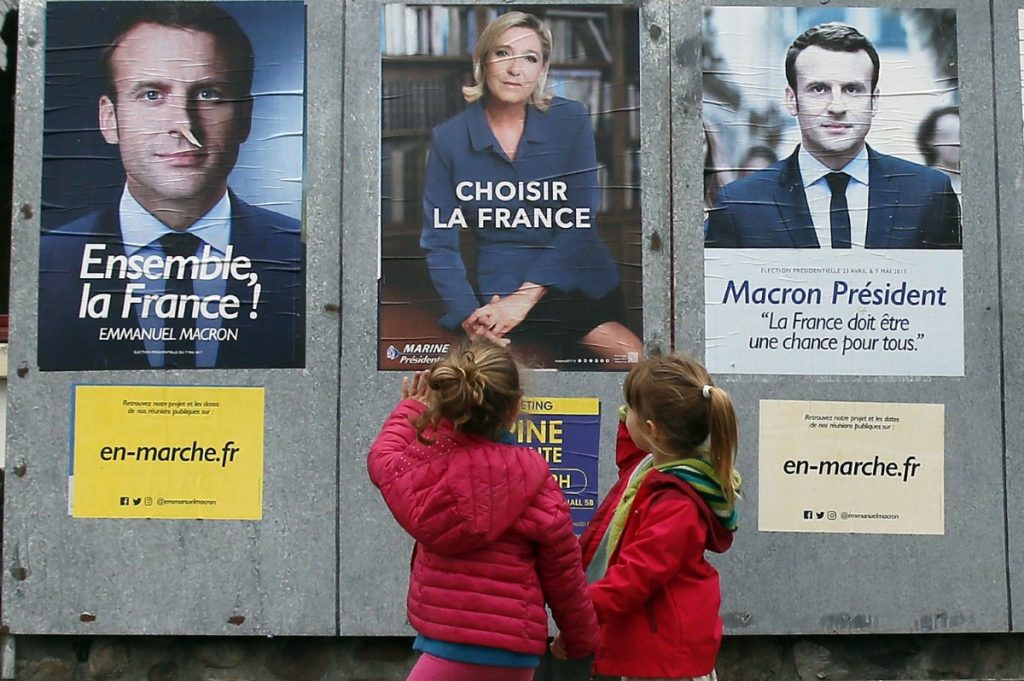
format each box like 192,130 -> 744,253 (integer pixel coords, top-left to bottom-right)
704,384 -> 739,504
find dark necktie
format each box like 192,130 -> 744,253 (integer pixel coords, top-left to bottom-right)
159,232 -> 200,368
825,172 -> 852,248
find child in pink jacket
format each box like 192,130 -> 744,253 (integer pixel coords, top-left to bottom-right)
368,341 -> 598,681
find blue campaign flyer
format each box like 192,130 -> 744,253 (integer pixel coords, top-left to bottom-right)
515,397 -> 601,535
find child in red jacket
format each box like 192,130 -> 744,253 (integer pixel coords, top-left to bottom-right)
368,342 -> 598,681
554,353 -> 740,681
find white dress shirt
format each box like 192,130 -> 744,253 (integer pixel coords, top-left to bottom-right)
118,188 -> 232,368
797,145 -> 870,248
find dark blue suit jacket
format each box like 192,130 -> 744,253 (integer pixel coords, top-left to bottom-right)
38,196 -> 305,370
705,146 -> 961,249
421,98 -> 620,329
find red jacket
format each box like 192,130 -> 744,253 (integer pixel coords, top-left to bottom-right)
589,422 -> 734,678
578,418 -> 648,569
367,399 -> 598,659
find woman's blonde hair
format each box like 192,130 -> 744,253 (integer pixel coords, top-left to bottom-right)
624,353 -> 739,503
463,11 -> 553,111
416,341 -> 523,441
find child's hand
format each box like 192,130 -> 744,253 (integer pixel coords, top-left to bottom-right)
549,633 -> 567,660
401,370 -> 431,404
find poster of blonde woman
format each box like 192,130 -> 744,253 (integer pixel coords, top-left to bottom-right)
379,5 -> 643,371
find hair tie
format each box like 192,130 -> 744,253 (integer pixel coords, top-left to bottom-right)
702,385 -> 713,400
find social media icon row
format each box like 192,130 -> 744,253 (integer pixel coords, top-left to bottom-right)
118,496 -> 153,506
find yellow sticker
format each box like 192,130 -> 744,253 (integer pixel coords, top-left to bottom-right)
70,385 -> 264,519
520,397 -> 600,417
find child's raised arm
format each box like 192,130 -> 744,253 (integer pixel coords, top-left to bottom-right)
367,398 -> 428,488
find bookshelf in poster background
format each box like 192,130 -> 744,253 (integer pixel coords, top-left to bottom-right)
381,5 -> 614,63
382,5 -> 496,57
381,4 -> 640,223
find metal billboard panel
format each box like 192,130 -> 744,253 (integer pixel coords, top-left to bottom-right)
683,0 -> 1006,634
2,0 -> 342,635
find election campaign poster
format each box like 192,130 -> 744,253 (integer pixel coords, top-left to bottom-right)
703,7 -> 963,376
39,2 -> 306,371
515,397 -> 600,534
758,399 -> 944,535
70,385 -> 265,519
379,5 -> 643,371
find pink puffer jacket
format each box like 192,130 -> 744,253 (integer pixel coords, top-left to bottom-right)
367,399 -> 598,658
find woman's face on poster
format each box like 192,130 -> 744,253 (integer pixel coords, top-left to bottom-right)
484,27 -> 546,107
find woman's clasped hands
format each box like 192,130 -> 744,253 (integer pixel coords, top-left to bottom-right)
460,283 -> 546,346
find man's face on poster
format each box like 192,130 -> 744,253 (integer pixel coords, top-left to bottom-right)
98,23 -> 252,223
785,45 -> 878,166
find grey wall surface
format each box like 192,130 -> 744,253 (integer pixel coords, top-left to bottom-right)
340,0 -> 673,635
3,0 -> 1020,639
995,0 -> 1024,633
2,0 -> 343,635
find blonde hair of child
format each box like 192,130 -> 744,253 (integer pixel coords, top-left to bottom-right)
623,353 -> 739,503
415,341 -> 523,441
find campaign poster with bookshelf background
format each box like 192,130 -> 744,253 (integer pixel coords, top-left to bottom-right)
378,4 -> 643,371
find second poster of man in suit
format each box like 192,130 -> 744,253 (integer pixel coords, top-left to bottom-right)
703,6 -> 963,376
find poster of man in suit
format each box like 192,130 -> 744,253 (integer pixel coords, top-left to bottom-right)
38,1 -> 306,371
702,6 -> 963,376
